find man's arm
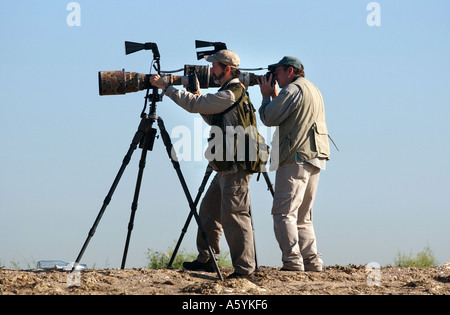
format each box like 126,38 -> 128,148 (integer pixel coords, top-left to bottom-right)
150,74 -> 235,115
258,84 -> 303,126
164,86 -> 235,114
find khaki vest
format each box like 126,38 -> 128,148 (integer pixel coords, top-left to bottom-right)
206,82 -> 269,172
277,77 -> 330,165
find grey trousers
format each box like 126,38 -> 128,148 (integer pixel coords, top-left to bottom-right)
272,162 -> 322,270
196,166 -> 256,275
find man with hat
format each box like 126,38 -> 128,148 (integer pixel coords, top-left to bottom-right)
258,56 -> 330,272
150,50 -> 256,279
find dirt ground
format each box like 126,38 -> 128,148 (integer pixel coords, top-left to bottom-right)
1,263 -> 449,296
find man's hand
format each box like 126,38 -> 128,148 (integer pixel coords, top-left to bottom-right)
257,74 -> 278,99
149,74 -> 167,89
185,78 -> 202,95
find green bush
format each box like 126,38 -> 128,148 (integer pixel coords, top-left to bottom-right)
394,246 -> 438,267
145,244 -> 232,269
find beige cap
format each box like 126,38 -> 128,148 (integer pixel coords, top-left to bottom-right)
205,50 -> 240,68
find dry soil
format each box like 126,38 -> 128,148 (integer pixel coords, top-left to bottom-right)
1,263 -> 449,295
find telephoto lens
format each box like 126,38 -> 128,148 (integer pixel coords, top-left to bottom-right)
98,70 -> 150,95
98,70 -> 185,96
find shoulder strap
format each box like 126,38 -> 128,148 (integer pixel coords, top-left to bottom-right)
218,83 -> 246,116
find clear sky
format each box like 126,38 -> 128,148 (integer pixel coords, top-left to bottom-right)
1,0 -> 449,269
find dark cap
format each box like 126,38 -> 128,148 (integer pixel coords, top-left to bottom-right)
268,56 -> 303,71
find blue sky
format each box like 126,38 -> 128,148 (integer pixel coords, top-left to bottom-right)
1,0 -> 449,269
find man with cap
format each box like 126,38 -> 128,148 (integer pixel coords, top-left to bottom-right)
258,56 -> 330,272
150,50 -> 256,279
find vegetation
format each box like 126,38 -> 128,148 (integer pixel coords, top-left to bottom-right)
145,244 -> 232,269
394,246 -> 438,268
2,245 -> 439,270
0,257 -> 36,270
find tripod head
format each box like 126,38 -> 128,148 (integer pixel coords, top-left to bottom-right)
195,40 -> 227,60
124,41 -> 163,117
125,41 -> 160,59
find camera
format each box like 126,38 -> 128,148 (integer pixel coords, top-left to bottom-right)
265,70 -> 276,86
98,67 -> 263,96
98,40 -> 265,96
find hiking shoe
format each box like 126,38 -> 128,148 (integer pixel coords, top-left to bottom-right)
280,267 -> 304,272
304,264 -> 323,272
226,272 -> 253,280
304,255 -> 323,272
182,259 -> 215,272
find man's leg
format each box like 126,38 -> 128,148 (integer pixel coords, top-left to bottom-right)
220,168 -> 255,276
272,163 -> 311,271
196,174 -> 222,262
297,163 -> 322,271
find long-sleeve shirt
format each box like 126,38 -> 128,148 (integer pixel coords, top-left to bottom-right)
259,81 -> 327,170
259,83 -> 303,127
163,79 -> 240,126
163,78 -> 243,174
164,86 -> 234,114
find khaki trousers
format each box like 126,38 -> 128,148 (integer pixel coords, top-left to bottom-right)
196,166 -> 255,275
272,162 -> 322,270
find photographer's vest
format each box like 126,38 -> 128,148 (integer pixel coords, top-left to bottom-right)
277,76 -> 330,165
206,82 -> 269,173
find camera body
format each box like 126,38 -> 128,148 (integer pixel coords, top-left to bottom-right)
265,70 -> 276,86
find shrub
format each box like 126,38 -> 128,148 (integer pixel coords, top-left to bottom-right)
145,244 -> 232,269
394,246 -> 438,267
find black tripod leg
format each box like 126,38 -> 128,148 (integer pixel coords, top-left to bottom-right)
121,118 -> 156,269
72,117 -> 149,272
248,204 -> 258,271
262,172 -> 275,197
246,171 -> 274,273
157,117 -> 223,281
168,164 -> 214,268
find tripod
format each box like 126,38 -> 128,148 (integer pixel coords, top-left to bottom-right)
72,59 -> 224,281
